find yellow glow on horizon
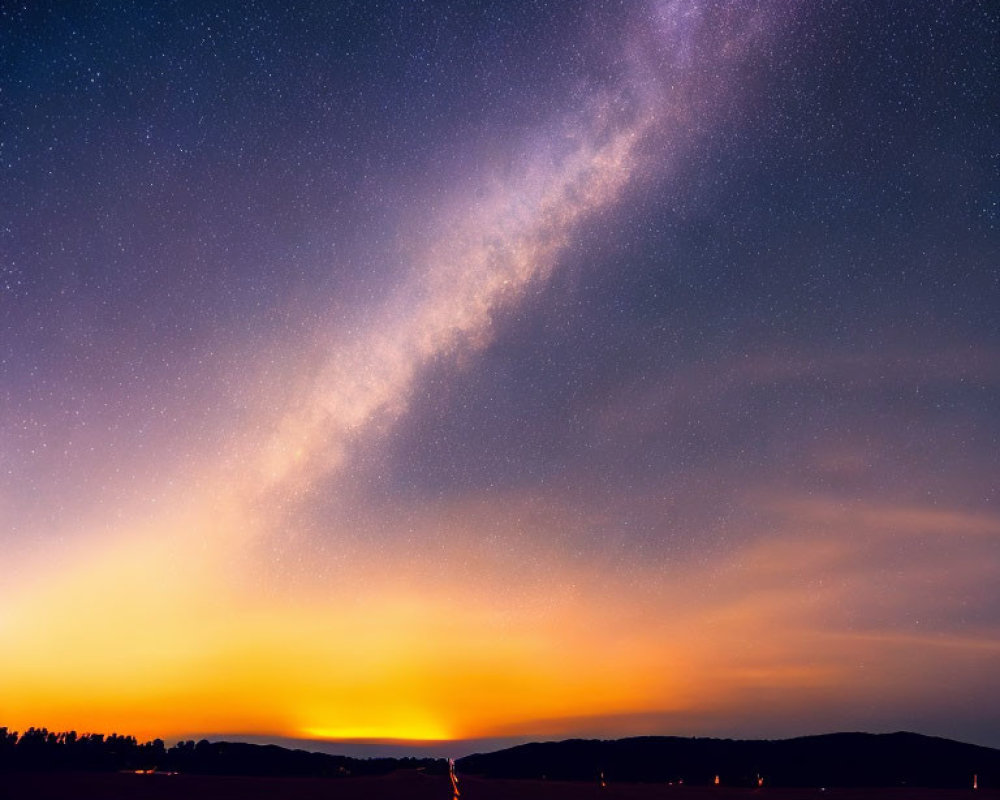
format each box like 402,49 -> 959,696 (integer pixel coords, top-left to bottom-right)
3,487 -> 999,743
302,726 -> 451,743
4,489 -> 999,742
4,508 -> 999,744
0,489 -> 698,743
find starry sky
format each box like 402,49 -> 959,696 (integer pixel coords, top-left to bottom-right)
2,0 -> 998,753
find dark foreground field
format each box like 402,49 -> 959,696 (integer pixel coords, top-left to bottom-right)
1,771 -> 995,800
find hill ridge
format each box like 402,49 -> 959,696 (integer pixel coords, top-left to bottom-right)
456,730 -> 1000,788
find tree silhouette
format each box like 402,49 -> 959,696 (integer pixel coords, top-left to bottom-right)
0,726 -> 444,777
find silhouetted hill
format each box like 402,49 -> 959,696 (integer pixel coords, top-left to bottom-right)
0,727 -> 445,777
6,727 -> 998,788
456,732 -> 1000,788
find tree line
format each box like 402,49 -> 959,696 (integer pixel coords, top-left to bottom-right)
0,727 -> 445,777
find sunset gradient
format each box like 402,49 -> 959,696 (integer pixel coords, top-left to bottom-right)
2,1 -> 997,750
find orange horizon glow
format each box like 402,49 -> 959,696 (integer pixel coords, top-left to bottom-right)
3,484 -> 998,745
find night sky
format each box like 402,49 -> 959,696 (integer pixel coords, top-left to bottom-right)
2,1 -> 998,753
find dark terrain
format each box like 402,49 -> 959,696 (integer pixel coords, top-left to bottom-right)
2,771 -> 997,800
2,728 -> 998,798
457,732 -> 1000,788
